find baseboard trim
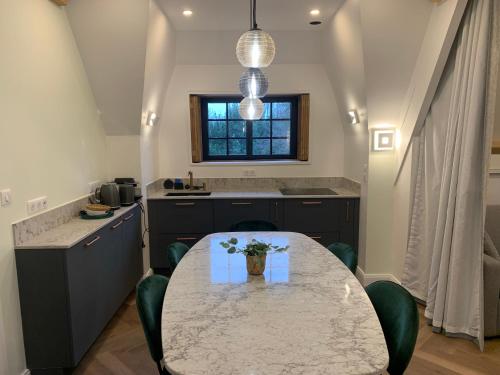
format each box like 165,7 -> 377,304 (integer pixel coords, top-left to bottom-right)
356,267 -> 401,286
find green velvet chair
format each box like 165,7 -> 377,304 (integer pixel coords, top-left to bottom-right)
136,275 -> 171,375
327,242 -> 358,274
166,242 -> 190,272
365,281 -> 419,375
230,220 -> 278,232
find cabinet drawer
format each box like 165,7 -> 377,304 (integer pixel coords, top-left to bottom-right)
214,199 -> 271,231
283,199 -> 341,233
150,234 -> 205,269
150,200 -> 213,234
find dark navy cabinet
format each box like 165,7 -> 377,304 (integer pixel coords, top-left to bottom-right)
15,205 -> 142,375
148,197 -> 359,273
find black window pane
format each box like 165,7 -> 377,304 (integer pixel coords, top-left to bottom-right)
208,121 -> 227,138
253,139 -> 270,155
208,103 -> 226,119
229,139 -> 247,155
228,121 -> 246,138
272,139 -> 290,155
261,103 -> 271,119
253,121 -> 270,137
272,121 -> 290,137
209,139 -> 227,156
272,102 -> 291,119
227,103 -> 242,119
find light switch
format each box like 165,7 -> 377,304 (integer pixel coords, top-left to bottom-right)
1,189 -> 12,207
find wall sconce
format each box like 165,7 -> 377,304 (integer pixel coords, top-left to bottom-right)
372,129 -> 395,151
146,111 -> 159,127
348,109 -> 360,125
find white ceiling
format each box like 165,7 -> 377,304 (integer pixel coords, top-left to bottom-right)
157,0 -> 344,31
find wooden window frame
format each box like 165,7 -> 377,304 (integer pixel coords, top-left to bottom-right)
189,94 -> 309,163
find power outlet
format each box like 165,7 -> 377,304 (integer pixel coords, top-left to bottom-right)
1,189 -> 12,207
243,169 -> 256,177
27,196 -> 48,215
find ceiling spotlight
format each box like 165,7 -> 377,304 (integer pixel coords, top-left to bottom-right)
183,10 -> 193,17
310,9 -> 320,16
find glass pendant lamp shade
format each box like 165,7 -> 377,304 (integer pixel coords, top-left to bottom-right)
239,68 -> 268,98
239,97 -> 264,120
236,29 -> 276,68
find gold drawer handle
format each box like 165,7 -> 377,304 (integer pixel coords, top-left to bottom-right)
85,236 -> 101,247
231,202 -> 253,206
176,237 -> 198,241
310,236 -> 322,240
111,220 -> 123,230
124,214 -> 134,221
302,201 -> 323,205
175,202 -> 195,206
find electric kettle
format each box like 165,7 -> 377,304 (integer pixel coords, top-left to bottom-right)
95,183 -> 121,210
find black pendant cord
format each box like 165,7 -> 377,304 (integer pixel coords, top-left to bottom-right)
250,0 -> 258,30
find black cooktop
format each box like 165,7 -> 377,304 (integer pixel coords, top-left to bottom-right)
279,188 -> 338,196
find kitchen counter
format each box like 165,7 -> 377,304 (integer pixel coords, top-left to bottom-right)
15,204 -> 138,250
148,187 -> 360,200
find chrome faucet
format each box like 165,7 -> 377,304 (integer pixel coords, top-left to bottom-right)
188,171 -> 194,190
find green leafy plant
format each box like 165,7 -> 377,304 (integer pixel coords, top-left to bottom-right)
220,237 -> 289,257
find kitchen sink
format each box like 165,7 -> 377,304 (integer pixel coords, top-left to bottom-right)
166,191 -> 212,196
279,188 -> 337,196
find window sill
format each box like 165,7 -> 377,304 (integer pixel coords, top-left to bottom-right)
191,160 -> 311,167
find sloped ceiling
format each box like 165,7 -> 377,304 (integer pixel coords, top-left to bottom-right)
66,0 -> 150,135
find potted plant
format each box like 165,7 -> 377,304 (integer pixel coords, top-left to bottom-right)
220,237 -> 289,275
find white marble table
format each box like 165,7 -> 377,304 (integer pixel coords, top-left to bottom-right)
162,232 -> 389,375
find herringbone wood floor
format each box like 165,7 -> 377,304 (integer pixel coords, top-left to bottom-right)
74,293 -> 500,374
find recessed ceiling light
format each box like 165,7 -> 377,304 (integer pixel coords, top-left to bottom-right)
183,9 -> 193,17
310,9 -> 320,16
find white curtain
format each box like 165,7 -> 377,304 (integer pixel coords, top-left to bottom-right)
402,0 -> 493,349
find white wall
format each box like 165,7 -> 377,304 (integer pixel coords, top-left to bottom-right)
176,30 -> 323,65
158,28 -> 344,178
323,0 -> 368,183
67,0 -> 150,135
158,64 -> 345,178
141,0 -> 176,186
106,136 -> 142,181
360,0 -> 433,274
0,1 -> 108,374
322,0 -> 369,269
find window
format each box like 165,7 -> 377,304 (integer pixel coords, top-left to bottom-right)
190,94 -> 309,163
200,96 -> 298,161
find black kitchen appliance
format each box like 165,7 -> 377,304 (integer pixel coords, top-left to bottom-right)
95,183 -> 121,209
114,178 -> 142,205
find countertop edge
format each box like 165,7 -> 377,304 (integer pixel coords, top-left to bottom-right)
148,190 -> 360,200
14,204 -> 139,250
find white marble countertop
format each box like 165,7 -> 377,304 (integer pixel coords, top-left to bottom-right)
162,232 -> 388,375
148,187 -> 360,200
14,204 -> 138,250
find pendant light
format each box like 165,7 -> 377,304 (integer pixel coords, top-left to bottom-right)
239,97 -> 264,120
236,0 -> 276,68
239,68 -> 268,98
